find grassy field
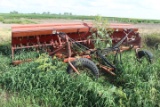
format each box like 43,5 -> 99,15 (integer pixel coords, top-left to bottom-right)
0,37 -> 160,107
0,15 -> 160,106
0,13 -> 160,24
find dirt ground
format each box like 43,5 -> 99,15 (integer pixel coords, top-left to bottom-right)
0,19 -> 160,40
134,23 -> 160,34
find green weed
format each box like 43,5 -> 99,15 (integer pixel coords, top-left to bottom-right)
0,28 -> 160,107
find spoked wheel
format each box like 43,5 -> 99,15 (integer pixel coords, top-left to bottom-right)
67,58 -> 99,79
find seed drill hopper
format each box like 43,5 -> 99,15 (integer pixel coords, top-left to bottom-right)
11,22 -> 146,77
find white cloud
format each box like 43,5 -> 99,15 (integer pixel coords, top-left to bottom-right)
0,0 -> 159,19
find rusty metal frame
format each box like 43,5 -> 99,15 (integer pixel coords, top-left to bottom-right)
11,23 -> 141,74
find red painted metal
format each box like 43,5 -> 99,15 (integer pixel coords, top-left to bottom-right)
11,22 -> 141,66
12,23 -> 138,37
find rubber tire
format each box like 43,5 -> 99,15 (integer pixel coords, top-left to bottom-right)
67,58 -> 99,78
137,50 -> 153,63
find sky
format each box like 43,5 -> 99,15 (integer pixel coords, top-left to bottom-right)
0,0 -> 160,19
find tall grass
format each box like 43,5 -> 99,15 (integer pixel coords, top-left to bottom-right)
0,54 -> 119,106
0,34 -> 160,106
143,33 -> 160,49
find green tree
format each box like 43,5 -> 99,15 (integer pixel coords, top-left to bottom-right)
10,11 -> 18,14
91,16 -> 113,49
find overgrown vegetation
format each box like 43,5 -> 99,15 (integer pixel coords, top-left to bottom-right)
0,37 -> 160,106
91,16 -> 113,48
0,15 -> 160,106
